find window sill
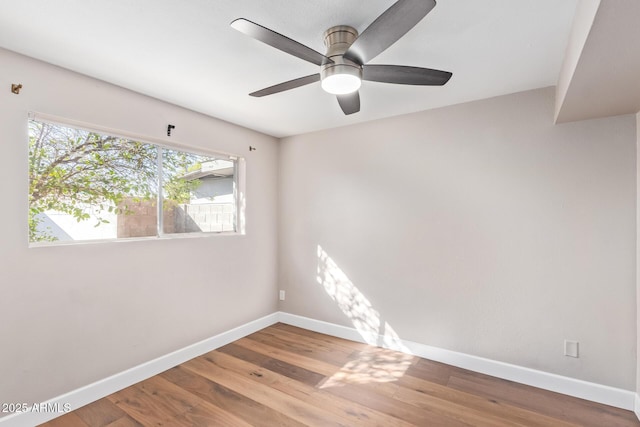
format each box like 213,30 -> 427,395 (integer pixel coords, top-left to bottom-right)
28,230 -> 243,248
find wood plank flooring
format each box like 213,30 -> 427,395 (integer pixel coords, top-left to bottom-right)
39,323 -> 640,426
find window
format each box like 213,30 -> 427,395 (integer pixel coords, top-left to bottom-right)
28,118 -> 239,244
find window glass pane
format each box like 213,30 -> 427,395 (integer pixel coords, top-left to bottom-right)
28,118 -> 239,245
28,120 -> 158,243
161,148 -> 236,234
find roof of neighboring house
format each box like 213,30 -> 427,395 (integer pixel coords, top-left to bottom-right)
181,160 -> 234,181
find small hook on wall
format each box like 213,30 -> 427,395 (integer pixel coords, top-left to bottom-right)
167,124 -> 175,136
249,146 -> 256,151
11,84 -> 22,94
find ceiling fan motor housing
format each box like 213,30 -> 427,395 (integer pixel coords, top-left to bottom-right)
321,26 -> 362,92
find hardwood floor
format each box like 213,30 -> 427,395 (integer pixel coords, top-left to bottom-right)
40,323 -> 640,426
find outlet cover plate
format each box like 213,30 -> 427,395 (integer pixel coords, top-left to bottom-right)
564,340 -> 579,358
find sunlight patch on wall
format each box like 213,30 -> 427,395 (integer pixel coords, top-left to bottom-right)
317,245 -> 380,346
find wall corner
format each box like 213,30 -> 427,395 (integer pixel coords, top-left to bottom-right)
636,111 -> 640,421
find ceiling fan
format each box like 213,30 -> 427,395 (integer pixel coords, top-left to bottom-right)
231,0 -> 452,115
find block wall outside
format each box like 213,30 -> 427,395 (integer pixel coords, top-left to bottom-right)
117,198 -> 233,237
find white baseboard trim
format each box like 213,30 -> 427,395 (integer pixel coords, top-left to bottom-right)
278,312 -> 636,411
0,313 -> 279,427
1,311 -> 635,426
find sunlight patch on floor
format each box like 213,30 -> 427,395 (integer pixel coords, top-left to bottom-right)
319,347 -> 414,388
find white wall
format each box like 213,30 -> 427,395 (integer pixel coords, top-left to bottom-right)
555,0 -> 600,121
555,0 -> 640,124
0,48 -> 279,409
279,87 -> 637,390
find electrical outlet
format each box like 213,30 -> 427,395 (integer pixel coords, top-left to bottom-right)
279,290 -> 285,301
564,340 -> 579,358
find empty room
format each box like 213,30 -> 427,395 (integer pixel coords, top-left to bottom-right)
1,0 -> 639,426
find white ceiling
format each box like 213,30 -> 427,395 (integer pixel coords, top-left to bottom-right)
0,0 -> 578,138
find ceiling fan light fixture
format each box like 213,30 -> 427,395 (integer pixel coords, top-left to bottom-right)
321,73 -> 361,95
321,63 -> 362,95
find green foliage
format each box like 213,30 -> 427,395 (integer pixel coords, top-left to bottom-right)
28,121 -> 205,242
161,150 -> 202,205
164,176 -> 201,205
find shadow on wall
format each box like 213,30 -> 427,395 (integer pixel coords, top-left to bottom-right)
316,245 -> 414,387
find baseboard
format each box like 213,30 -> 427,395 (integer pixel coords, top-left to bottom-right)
0,313 -> 279,427
2,311 -> 635,426
278,312 -> 636,411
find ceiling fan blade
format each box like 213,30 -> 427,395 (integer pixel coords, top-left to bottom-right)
345,0 -> 436,64
249,74 -> 321,97
231,18 -> 333,66
337,92 -> 360,115
363,65 -> 452,85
